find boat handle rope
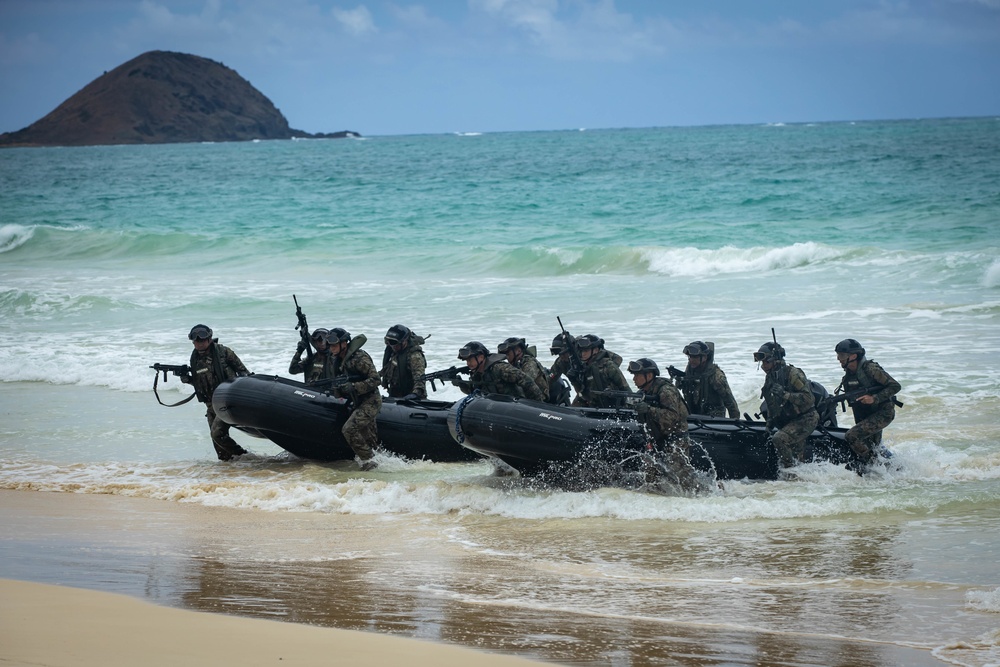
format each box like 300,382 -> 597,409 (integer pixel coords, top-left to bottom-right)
452,391 -> 478,444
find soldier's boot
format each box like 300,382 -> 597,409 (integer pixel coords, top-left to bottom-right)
212,437 -> 247,461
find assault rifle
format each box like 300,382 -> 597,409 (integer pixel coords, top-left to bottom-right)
292,294 -> 313,360
419,366 -> 471,392
149,363 -> 191,382
556,316 -> 586,377
310,374 -> 362,392
591,389 -> 659,408
820,385 -> 903,413
666,365 -> 685,380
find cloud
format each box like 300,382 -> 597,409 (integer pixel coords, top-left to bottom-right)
331,5 -> 377,35
468,0 -> 668,62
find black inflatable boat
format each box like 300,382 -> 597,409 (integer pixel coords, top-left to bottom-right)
447,393 -> 869,484
212,374 -> 478,462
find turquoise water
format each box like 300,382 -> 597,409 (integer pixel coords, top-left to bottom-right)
2,118 -> 999,665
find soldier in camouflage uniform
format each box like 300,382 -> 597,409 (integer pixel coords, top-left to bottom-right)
498,337 -> 550,402
288,327 -> 336,384
327,328 -> 382,470
548,333 -> 586,405
181,324 -> 249,461
380,324 -> 428,400
454,341 -> 545,400
675,341 -> 740,418
754,342 -> 819,469
577,334 -> 630,408
834,338 -> 902,462
629,358 -> 706,494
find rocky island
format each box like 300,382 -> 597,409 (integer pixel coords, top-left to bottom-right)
0,50 -> 358,148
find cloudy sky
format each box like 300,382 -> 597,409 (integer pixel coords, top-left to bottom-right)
1,0 -> 998,136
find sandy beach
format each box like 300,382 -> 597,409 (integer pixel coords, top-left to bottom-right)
0,578 -> 549,666
1,487 -> 979,666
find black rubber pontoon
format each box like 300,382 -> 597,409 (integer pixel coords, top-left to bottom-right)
212,374 -> 478,462
447,393 -> 867,483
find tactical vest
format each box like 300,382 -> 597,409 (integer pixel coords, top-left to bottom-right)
583,350 -> 613,393
304,351 -> 335,384
765,362 -> 813,426
842,358 -> 884,421
678,363 -> 726,417
188,341 -> 231,403
472,355 -> 527,397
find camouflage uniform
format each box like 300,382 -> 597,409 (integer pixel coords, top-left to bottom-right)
580,350 -> 630,408
636,377 -> 703,492
459,354 -> 545,400
761,361 -> 819,467
514,351 -> 550,402
549,354 -> 586,404
184,340 -> 249,461
289,348 -> 336,384
841,358 -> 901,460
380,334 -> 428,399
677,362 -> 740,418
331,336 -> 382,461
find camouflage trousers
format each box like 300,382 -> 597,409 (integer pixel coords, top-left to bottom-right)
206,406 -> 247,461
771,409 -> 819,468
846,411 -> 894,460
649,436 -> 706,495
343,395 -> 381,461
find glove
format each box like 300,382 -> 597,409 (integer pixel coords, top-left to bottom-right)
296,340 -> 307,353
635,401 -> 651,418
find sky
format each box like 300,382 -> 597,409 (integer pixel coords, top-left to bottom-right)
1,0 -> 999,136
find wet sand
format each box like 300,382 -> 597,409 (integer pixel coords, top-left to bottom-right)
0,579 -> 546,666
0,489 -> 952,667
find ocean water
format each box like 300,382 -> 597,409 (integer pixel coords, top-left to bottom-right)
1,118 -> 999,666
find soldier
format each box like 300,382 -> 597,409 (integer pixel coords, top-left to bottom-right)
548,333 -> 586,405
180,324 -> 249,461
380,324 -> 428,400
288,327 -> 335,384
327,328 -> 382,471
754,341 -> 819,469
497,337 -> 550,402
577,334 -> 630,408
454,341 -> 545,400
675,341 -> 740,418
629,358 -> 705,494
834,339 -> 902,462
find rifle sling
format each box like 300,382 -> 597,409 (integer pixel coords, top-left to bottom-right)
152,372 -> 198,408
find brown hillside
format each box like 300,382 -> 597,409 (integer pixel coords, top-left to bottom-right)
0,51 -> 355,147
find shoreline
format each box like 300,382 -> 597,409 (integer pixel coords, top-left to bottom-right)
0,578 -> 549,667
0,488 -> 973,667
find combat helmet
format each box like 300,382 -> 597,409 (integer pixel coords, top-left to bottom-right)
384,324 -> 411,347
457,341 -> 490,360
683,341 -> 711,357
753,342 -> 785,363
497,337 -> 526,354
327,327 -> 351,344
575,334 -> 604,350
188,324 -> 213,341
310,327 -> 330,342
627,358 -> 660,376
550,334 -> 571,356
834,338 -> 866,358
